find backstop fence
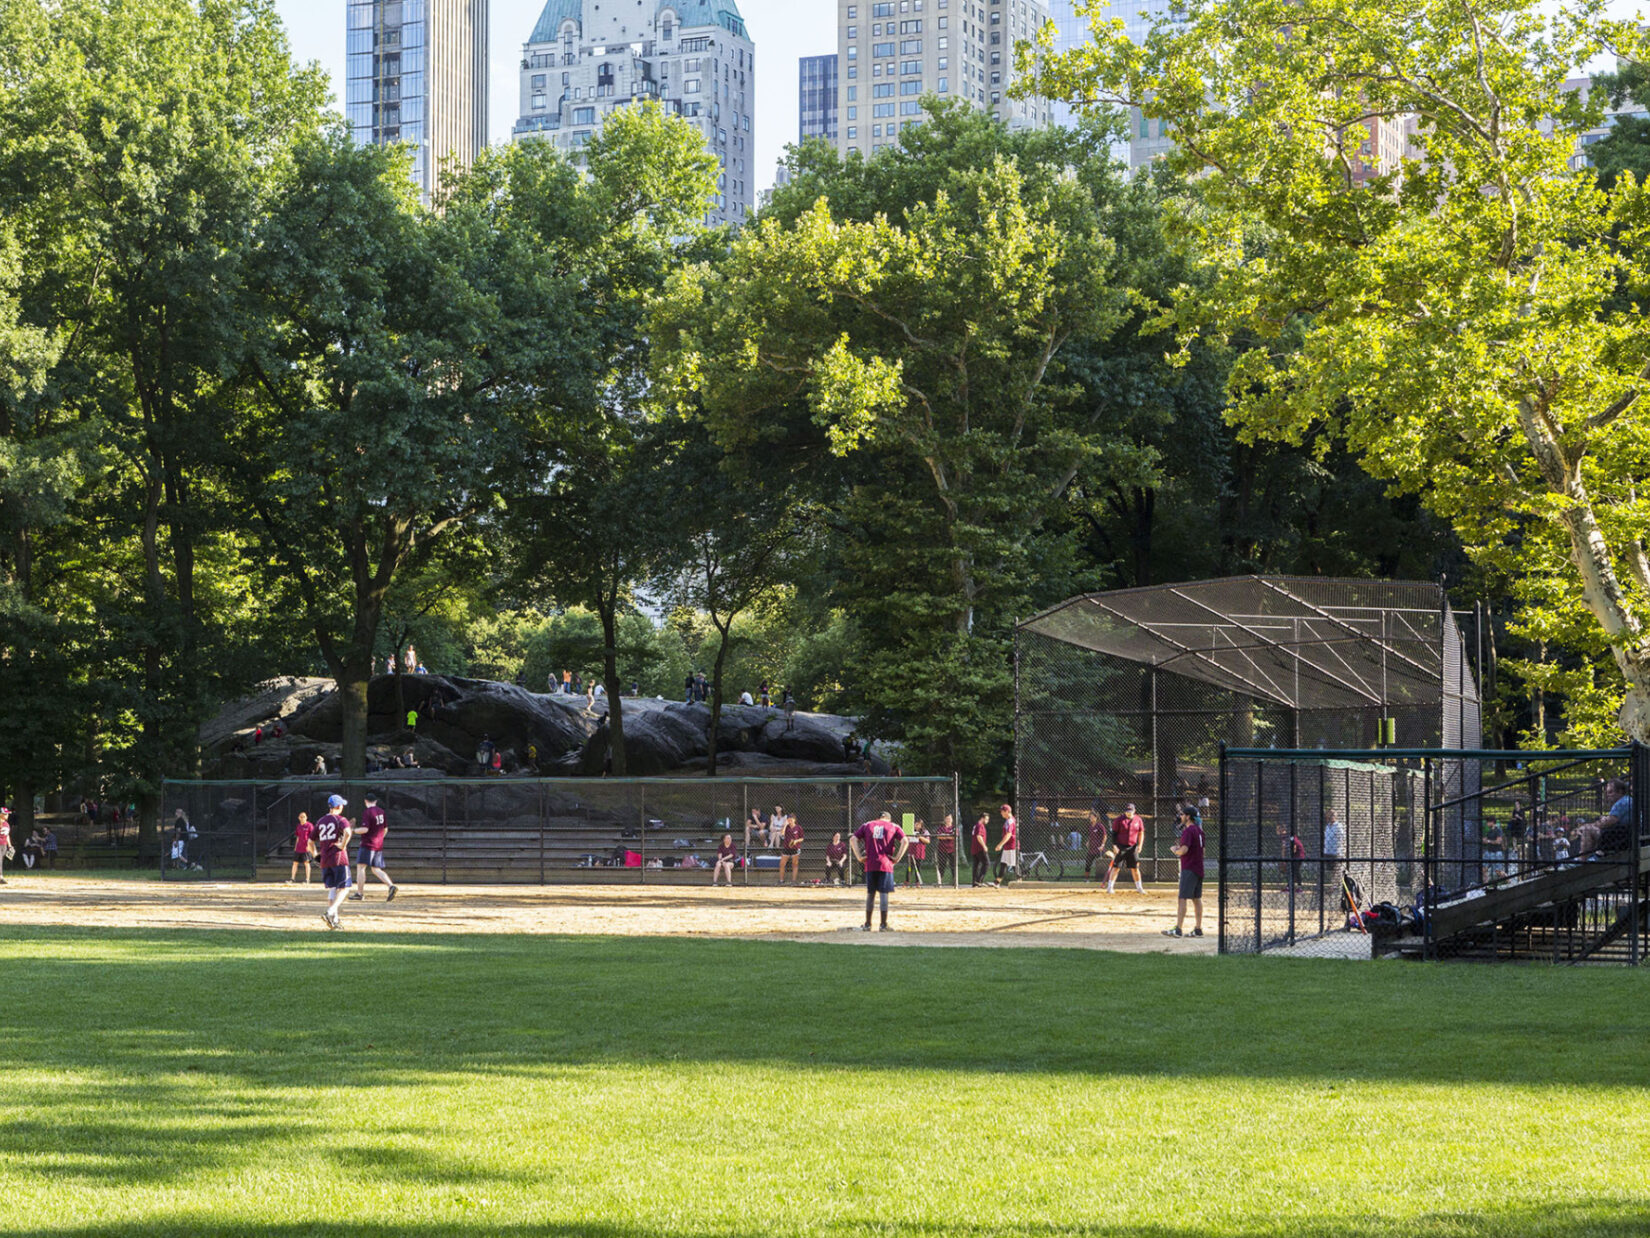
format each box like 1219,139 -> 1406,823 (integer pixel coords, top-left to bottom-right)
1220,745 -> 1649,964
160,775 -> 962,886
1015,578 -> 1482,885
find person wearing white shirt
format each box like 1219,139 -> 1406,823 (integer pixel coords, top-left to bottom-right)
1323,811 -> 1346,899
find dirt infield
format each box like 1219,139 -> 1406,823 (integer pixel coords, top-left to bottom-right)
0,876 -> 1215,952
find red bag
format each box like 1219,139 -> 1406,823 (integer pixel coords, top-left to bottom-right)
623,849 -> 642,867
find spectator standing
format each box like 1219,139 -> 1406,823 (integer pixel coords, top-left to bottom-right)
851,811 -> 909,932
0,805 -> 10,883
561,669 -> 573,695
1104,804 -> 1146,894
349,791 -> 399,902
314,794 -> 354,929
935,814 -> 957,885
824,832 -> 849,885
1164,806 -> 1206,938
779,814 -> 805,885
290,812 -> 316,884
683,672 -> 696,705
1323,810 -> 1346,899
490,749 -> 504,776
1483,820 -> 1507,882
1283,829 -> 1305,892
782,688 -> 797,731
1553,829 -> 1572,862
712,833 -> 737,886
759,680 -> 772,708
1083,809 -> 1108,880
904,819 -> 930,886
994,803 -> 1019,886
41,826 -> 56,869
406,707 -> 418,732
970,812 -> 991,887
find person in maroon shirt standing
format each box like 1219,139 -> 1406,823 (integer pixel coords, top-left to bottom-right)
712,833 -> 737,886
350,790 -> 399,902
969,812 -> 991,887
314,795 -> 355,930
993,804 -> 1019,886
851,812 -> 908,931
0,805 -> 10,885
1164,804 -> 1206,938
778,814 -> 805,885
1105,803 -> 1146,895
290,812 -> 316,885
824,832 -> 849,885
904,819 -> 930,887
934,814 -> 958,886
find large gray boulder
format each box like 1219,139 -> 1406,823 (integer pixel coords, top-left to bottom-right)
200,674 -> 886,779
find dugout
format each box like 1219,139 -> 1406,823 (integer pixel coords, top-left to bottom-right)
1013,577 -> 1481,879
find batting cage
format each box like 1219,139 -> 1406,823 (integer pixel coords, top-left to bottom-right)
1014,577 -> 1481,881
160,775 -> 961,885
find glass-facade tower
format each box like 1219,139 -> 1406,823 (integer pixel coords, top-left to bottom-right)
799,53 -> 839,144
346,0 -> 489,200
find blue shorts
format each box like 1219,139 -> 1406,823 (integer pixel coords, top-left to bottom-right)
322,865 -> 353,890
865,869 -> 896,894
356,846 -> 384,869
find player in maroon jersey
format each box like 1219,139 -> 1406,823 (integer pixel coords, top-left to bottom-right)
851,811 -> 909,932
349,790 -> 398,901
290,812 -> 316,885
314,794 -> 354,929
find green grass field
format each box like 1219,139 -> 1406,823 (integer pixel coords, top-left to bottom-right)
2,929 -> 1648,1238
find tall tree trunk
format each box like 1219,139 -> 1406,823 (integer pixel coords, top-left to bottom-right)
339,668 -> 370,779
598,598 -> 627,776
707,620 -> 733,778
139,456 -> 166,860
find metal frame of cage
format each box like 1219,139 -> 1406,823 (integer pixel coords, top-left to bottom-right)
1012,578 -> 1482,882
159,775 -> 964,886
1218,744 -> 1648,964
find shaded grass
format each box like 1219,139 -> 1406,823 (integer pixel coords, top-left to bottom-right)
1,928 -> 1648,1237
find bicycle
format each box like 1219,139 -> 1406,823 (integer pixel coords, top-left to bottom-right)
1018,849 -> 1065,881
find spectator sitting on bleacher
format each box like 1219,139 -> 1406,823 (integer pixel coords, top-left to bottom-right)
712,833 -> 736,886
1589,778 -> 1635,854
21,827 -> 46,869
825,832 -> 848,885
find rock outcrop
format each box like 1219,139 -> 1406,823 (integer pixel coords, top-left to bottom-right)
200,675 -> 887,779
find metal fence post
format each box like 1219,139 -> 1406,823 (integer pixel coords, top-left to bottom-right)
845,782 -> 855,885
953,771 -> 961,888
250,784 -> 258,882
441,785 -> 449,886
1217,743 -> 1228,954
539,781 -> 546,885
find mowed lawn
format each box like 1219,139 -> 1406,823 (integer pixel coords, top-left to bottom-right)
1,930 -> 1648,1238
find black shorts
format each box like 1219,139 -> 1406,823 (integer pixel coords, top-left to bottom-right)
1112,845 -> 1139,871
865,869 -> 896,893
1178,871 -> 1204,900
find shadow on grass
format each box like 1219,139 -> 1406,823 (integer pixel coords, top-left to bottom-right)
7,1207 -> 1650,1238
2,928 -> 1648,1092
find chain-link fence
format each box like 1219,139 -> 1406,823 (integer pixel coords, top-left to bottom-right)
1015,578 -> 1482,885
1220,745 -> 1648,963
161,776 -> 961,886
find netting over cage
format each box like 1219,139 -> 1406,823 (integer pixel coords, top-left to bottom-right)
1013,577 -> 1481,879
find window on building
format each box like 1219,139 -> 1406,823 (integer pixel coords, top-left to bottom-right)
873,82 -> 893,96
873,102 -> 895,116
900,79 -> 922,94
574,106 -> 595,124
901,39 -> 921,52
937,76 -> 948,91
873,42 -> 895,55
901,59 -> 921,74
847,24 -> 857,36
685,79 -> 700,92
847,125 -> 858,137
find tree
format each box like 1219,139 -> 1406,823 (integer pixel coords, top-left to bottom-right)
0,0 -> 326,840
1035,0 -> 1650,739
236,134 -> 530,777
1584,64 -> 1650,190
657,106 -> 1138,778
655,424 -> 808,774
486,104 -> 720,776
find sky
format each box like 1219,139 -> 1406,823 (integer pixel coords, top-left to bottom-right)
273,0 -> 838,195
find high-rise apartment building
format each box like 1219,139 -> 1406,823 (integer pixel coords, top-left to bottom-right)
512,0 -> 756,228
800,53 -> 839,144
345,0 -> 489,200
835,0 -> 1051,158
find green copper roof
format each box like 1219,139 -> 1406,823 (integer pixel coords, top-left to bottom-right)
529,0 -> 581,44
659,0 -> 747,38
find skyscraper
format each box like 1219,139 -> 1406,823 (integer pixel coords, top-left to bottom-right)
836,0 -> 1052,158
345,0 -> 490,201
799,53 -> 839,145
512,0 -> 756,228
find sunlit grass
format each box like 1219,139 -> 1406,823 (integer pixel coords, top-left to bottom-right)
1,929 -> 1647,1237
